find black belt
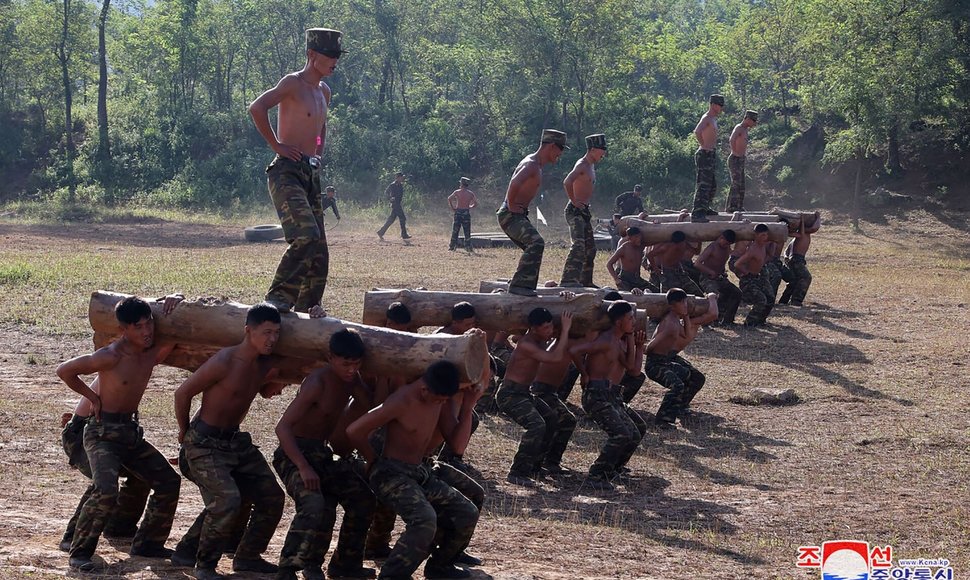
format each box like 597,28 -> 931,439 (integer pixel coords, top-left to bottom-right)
100,411 -> 138,423
192,418 -> 240,440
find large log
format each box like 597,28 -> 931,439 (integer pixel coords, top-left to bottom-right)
89,292 -> 487,384
475,282 -> 711,318
769,207 -> 821,228
626,212 -> 780,223
364,290 -> 660,336
616,218 -> 788,244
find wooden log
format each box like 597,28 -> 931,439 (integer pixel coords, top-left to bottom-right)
616,218 -> 788,244
625,212 -> 780,223
364,290 -> 677,336
475,282 -> 711,318
89,291 -> 488,384
769,207 -> 821,228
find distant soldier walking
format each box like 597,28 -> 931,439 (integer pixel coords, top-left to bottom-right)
377,172 -> 411,240
725,111 -> 758,212
691,94 -> 724,223
250,28 -> 347,318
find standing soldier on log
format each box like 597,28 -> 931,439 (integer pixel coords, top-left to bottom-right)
725,111 -> 758,212
561,134 -> 607,288
691,94 -> 725,223
448,176 -> 478,252
250,28 -> 346,318
497,129 -> 568,296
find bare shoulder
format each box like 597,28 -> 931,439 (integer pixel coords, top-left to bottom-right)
320,80 -> 332,103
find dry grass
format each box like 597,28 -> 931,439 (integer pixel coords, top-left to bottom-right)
0,208 -> 968,579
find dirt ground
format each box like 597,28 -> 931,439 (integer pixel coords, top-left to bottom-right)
0,209 -> 968,579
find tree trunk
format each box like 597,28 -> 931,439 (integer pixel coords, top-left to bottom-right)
96,0 -> 111,187
89,292 -> 488,384
617,218 -> 790,244
58,0 -> 75,200
852,152 -> 863,232
886,120 -> 903,175
475,282 -> 711,317
363,290 -> 657,336
630,212 -> 780,223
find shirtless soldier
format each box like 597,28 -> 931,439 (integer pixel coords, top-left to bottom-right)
57,296 -> 183,572
569,301 -> 644,491
724,111 -> 758,212
347,361 -> 482,580
606,226 -> 657,292
250,28 -> 346,317
497,129 -> 568,296
646,231 -> 705,296
645,290 -> 719,427
691,94 -> 725,223
693,229 -> 742,326
448,177 -> 478,251
273,329 -> 376,580
779,213 -> 821,306
561,134 -> 607,287
174,303 -> 287,579
733,223 -> 775,327
496,309 -> 574,486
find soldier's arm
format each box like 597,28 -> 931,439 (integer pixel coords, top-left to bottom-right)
317,82 -> 331,157
56,348 -> 120,420
468,190 -> 478,208
562,163 -> 583,204
174,351 -> 230,443
346,397 -> 400,469
249,75 -> 302,161
606,244 -> 625,281
275,372 -> 324,491
694,244 -> 718,277
448,191 -> 458,210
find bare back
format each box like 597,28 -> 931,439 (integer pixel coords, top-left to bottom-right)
449,188 -> 477,210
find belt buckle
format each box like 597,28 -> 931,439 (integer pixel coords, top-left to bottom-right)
308,156 -> 320,169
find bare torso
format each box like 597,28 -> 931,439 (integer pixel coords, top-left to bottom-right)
504,154 -> 543,213
565,157 -> 595,207
382,382 -> 447,465
534,347 -> 572,386
505,333 -> 550,385
277,74 -> 330,156
583,332 -> 623,381
792,234 -> 811,255
736,241 -> 769,275
290,366 -> 363,441
695,242 -> 732,278
615,240 -> 646,273
96,340 -> 168,414
647,313 -> 686,356
198,346 -> 277,428
730,123 -> 749,156
696,113 -> 718,151
653,242 -> 689,269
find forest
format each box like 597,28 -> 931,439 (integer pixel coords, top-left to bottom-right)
2,0 -> 969,211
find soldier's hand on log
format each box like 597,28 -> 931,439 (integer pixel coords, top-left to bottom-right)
299,465 -> 321,492
308,305 -> 328,318
560,311 -> 573,331
631,288 -> 644,296
559,291 -> 575,300
160,294 -> 184,316
273,142 -> 303,162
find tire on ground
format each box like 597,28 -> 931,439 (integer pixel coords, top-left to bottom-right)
244,224 -> 284,242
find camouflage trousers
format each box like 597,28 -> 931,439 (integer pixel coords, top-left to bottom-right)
739,272 -> 774,326
70,417 -> 181,559
617,269 -> 659,293
531,382 -> 578,468
497,380 -> 571,475
617,372 -> 647,405
180,420 -> 285,569
273,441 -> 375,573
780,254 -> 812,305
660,264 -> 705,296
61,414 -> 149,543
611,383 -> 649,470
497,206 -> 544,292
378,201 -> 409,238
449,209 -> 472,250
561,203 -> 596,287
699,274 -> 742,325
555,364 -> 582,404
692,149 -> 717,214
581,380 -> 643,479
724,154 -> 746,212
645,353 -> 706,423
763,258 -> 783,301
369,458 -> 479,579
266,155 -> 329,311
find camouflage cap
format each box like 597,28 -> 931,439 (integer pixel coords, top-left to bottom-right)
710,94 -> 725,106
460,176 -> 471,184
540,129 -> 569,149
744,110 -> 759,122
585,133 -> 607,151
306,28 -> 347,57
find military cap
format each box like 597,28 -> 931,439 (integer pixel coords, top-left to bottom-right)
633,184 -> 643,191
540,129 -> 569,149
710,94 -> 725,106
325,185 -> 336,192
744,110 -> 759,122
585,133 -> 607,151
306,28 -> 347,57
460,176 -> 471,185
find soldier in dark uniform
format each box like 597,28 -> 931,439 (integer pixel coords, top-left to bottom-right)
250,28 -> 346,317
174,304 -> 287,580
322,185 -> 341,221
614,184 -> 645,217
377,172 -> 411,240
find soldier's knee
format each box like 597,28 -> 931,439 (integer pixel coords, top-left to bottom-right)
404,504 -> 438,544
261,483 -> 285,511
90,487 -> 120,512
291,233 -> 322,249
210,490 -> 243,518
296,494 -> 330,524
